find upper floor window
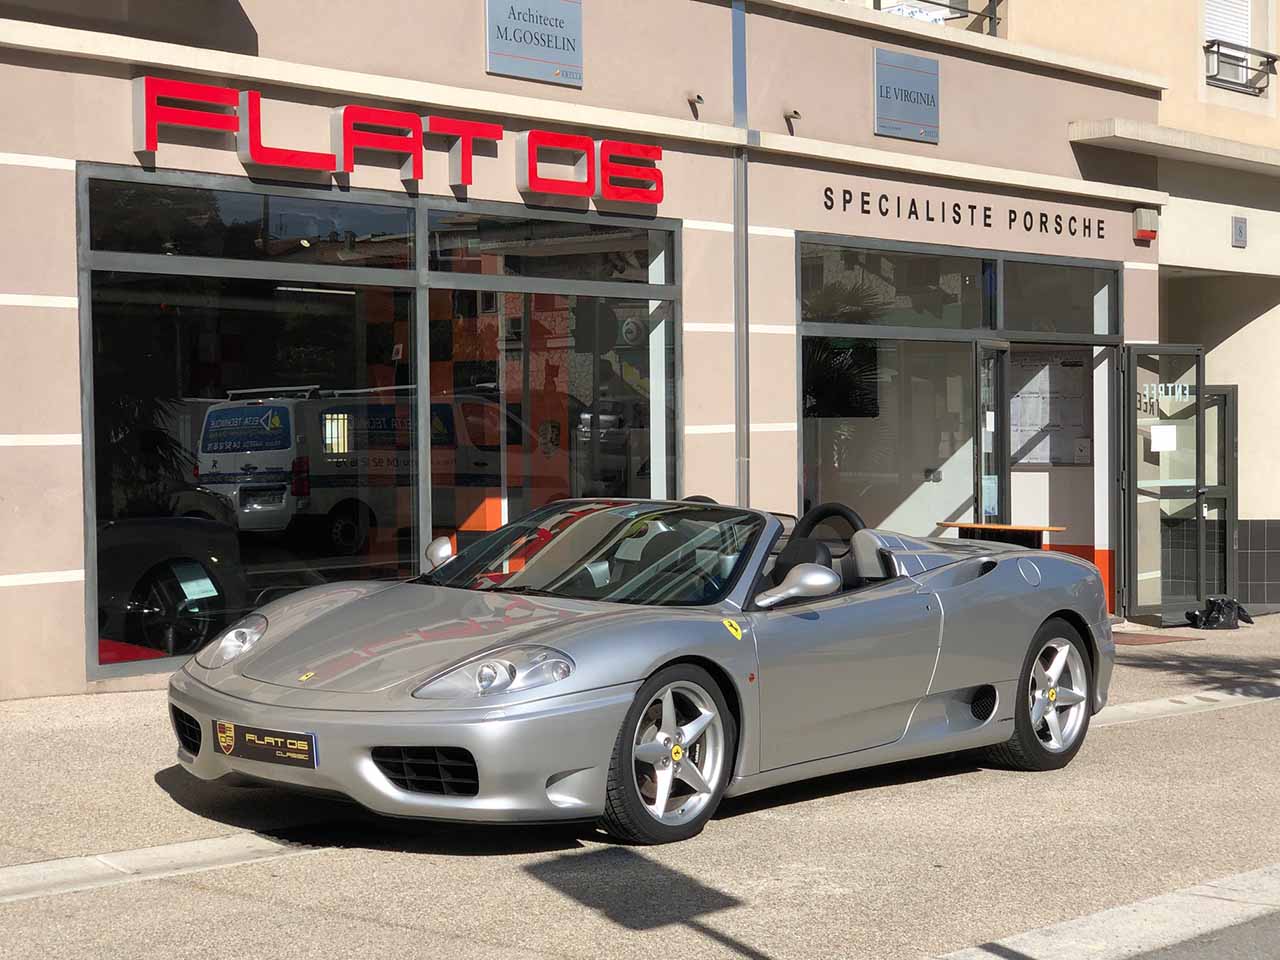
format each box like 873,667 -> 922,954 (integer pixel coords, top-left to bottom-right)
1204,0 -> 1276,94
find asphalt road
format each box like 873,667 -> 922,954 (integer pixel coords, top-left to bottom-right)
1134,911 -> 1280,959
1,624 -> 1278,959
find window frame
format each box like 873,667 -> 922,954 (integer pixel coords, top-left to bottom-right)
78,163 -> 683,680
793,232 -> 1123,523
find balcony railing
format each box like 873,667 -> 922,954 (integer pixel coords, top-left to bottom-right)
1205,39 -> 1278,96
873,1 -> 1001,37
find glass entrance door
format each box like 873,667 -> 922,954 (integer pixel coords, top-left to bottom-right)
977,342 -> 1009,523
1125,347 -> 1204,623
1202,385 -> 1238,600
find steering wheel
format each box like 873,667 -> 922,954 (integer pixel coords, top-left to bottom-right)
792,501 -> 868,539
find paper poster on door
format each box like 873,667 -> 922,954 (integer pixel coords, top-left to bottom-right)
1009,348 -> 1093,466
1149,423 -> 1177,453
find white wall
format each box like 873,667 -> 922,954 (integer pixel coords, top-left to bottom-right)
1163,273 -> 1280,520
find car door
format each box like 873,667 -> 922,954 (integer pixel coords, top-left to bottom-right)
751,576 -> 941,770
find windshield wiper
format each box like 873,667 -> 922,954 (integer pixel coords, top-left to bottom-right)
484,584 -> 560,597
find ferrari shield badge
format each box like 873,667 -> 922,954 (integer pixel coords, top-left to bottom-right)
216,720 -> 235,755
721,619 -> 743,640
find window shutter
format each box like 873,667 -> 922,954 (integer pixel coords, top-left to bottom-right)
1205,0 -> 1251,46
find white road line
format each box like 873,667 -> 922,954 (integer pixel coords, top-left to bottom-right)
938,862 -> 1280,959
1094,688 -> 1280,728
0,833 -> 321,904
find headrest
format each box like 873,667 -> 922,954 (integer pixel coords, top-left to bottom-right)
773,537 -> 832,583
640,531 -> 686,569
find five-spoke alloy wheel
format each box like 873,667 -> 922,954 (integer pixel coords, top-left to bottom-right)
1027,637 -> 1089,753
602,664 -> 736,844
986,617 -> 1094,772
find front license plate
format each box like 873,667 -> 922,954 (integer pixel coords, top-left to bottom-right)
214,720 -> 316,768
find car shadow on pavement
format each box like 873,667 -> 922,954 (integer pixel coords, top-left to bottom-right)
526,847 -> 776,960
155,764 -> 593,856
714,751 -> 983,820
1114,650 -> 1280,699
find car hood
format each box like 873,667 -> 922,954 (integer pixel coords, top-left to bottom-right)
238,581 -> 619,694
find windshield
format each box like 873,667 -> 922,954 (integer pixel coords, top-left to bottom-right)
419,501 -> 764,606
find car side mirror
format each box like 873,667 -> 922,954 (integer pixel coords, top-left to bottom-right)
755,563 -> 842,609
424,535 -> 454,572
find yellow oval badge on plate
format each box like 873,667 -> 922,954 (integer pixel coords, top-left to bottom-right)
297,672 -> 315,683
721,619 -> 742,640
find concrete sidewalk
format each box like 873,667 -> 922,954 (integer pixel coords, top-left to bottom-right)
1,621 -> 1277,959
1107,616 -> 1280,705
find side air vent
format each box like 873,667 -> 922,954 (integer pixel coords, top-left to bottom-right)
170,706 -> 202,755
970,684 -> 997,722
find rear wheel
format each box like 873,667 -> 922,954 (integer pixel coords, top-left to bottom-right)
986,617 -> 1093,771
601,664 -> 736,844
327,502 -> 374,556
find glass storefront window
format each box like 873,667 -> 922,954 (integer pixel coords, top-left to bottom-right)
800,243 -> 992,329
427,210 -> 674,284
802,337 -> 975,534
428,288 -> 676,550
1003,260 -> 1117,335
88,180 -> 414,269
85,176 -> 679,672
90,272 -> 417,664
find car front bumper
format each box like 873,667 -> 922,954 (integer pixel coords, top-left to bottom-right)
168,669 -> 639,822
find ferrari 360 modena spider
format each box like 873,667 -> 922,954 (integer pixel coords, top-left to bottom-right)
168,498 -> 1113,844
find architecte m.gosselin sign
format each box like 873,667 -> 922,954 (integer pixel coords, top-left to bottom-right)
486,0 -> 584,88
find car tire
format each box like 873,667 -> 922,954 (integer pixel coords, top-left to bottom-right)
600,664 -> 737,845
985,617 -> 1093,772
125,559 -> 225,657
327,502 -> 375,556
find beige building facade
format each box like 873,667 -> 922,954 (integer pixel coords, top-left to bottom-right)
0,0 -> 1259,699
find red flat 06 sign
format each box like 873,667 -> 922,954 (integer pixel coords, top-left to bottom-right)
133,76 -> 664,206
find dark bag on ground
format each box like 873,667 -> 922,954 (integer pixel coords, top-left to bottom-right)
1186,597 -> 1253,629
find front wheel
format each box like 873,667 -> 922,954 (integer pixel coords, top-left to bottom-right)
600,664 -> 736,844
985,617 -> 1093,771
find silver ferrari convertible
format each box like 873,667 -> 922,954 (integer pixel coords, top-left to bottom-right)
168,498 -> 1113,844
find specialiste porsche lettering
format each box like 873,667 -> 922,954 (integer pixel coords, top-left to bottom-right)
822,186 -> 1106,240
132,76 -> 662,205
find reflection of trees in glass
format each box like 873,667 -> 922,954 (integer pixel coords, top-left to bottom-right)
801,274 -> 886,326
93,309 -> 192,520
802,337 -> 900,513
802,338 -> 879,420
90,182 -> 232,257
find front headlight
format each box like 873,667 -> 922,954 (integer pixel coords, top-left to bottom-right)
413,644 -> 575,700
194,614 -> 268,670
